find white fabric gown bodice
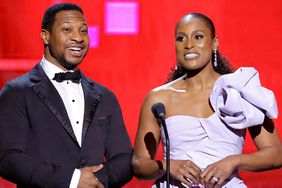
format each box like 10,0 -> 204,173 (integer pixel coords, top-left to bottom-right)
154,67 -> 278,188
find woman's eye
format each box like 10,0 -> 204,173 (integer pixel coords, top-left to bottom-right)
176,36 -> 186,42
195,35 -> 203,40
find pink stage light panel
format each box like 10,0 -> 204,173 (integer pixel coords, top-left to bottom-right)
88,26 -> 99,48
105,2 -> 139,34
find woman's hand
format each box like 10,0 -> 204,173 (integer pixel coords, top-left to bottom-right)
170,159 -> 201,187
200,155 -> 239,188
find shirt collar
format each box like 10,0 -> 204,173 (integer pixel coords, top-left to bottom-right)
40,56 -> 73,80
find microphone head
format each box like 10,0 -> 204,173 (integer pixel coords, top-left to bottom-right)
151,103 -> 166,119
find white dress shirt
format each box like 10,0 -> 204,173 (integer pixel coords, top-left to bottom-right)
40,56 -> 83,188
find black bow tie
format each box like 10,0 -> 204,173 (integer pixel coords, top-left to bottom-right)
53,71 -> 82,83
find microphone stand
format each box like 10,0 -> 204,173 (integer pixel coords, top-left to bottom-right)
159,118 -> 170,188
151,103 -> 170,188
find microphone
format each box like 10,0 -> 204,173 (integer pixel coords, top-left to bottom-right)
151,103 -> 170,188
151,103 -> 166,122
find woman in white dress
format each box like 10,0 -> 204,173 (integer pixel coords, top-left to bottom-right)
132,13 -> 282,188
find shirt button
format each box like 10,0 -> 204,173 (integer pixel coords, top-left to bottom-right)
67,81 -> 69,84
76,121 -> 79,124
72,99 -> 75,102
80,159 -> 87,167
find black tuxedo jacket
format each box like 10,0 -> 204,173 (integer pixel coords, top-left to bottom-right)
0,64 -> 132,188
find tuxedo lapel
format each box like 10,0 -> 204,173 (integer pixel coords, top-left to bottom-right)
29,64 -> 79,146
81,75 -> 102,144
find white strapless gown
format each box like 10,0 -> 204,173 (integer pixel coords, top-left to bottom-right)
153,67 -> 278,188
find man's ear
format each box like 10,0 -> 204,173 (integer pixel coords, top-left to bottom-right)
212,36 -> 219,51
41,29 -> 50,45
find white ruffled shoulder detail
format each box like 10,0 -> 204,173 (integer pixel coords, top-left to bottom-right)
210,67 -> 278,129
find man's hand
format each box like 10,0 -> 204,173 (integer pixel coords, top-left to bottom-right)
78,164 -> 105,188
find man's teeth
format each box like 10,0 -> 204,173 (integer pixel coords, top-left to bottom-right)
68,47 -> 82,51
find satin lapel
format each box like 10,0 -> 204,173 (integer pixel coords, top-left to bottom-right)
30,64 -> 79,146
81,76 -> 102,144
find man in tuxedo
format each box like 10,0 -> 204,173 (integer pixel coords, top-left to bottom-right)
0,3 -> 132,188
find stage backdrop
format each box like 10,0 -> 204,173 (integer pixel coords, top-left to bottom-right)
0,0 -> 281,187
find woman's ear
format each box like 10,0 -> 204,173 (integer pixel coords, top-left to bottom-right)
41,29 -> 50,45
212,36 -> 219,51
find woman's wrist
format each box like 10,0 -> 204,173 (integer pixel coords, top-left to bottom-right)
156,160 -> 166,178
228,155 -> 242,170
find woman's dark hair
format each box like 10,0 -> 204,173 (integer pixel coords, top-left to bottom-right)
167,13 -> 233,82
42,3 -> 83,32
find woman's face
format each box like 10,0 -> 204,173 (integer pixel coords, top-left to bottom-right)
175,16 -> 217,71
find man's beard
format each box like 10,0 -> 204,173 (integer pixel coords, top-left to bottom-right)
49,45 -> 83,70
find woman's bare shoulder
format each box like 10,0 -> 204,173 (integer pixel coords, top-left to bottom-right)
144,77 -> 187,107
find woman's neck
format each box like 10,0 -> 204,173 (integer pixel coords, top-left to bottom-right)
183,66 -> 220,91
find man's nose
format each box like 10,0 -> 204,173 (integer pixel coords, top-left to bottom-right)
71,30 -> 84,43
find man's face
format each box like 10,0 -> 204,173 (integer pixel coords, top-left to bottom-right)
42,10 -> 89,70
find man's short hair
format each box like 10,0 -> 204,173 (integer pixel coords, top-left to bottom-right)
41,3 -> 83,32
